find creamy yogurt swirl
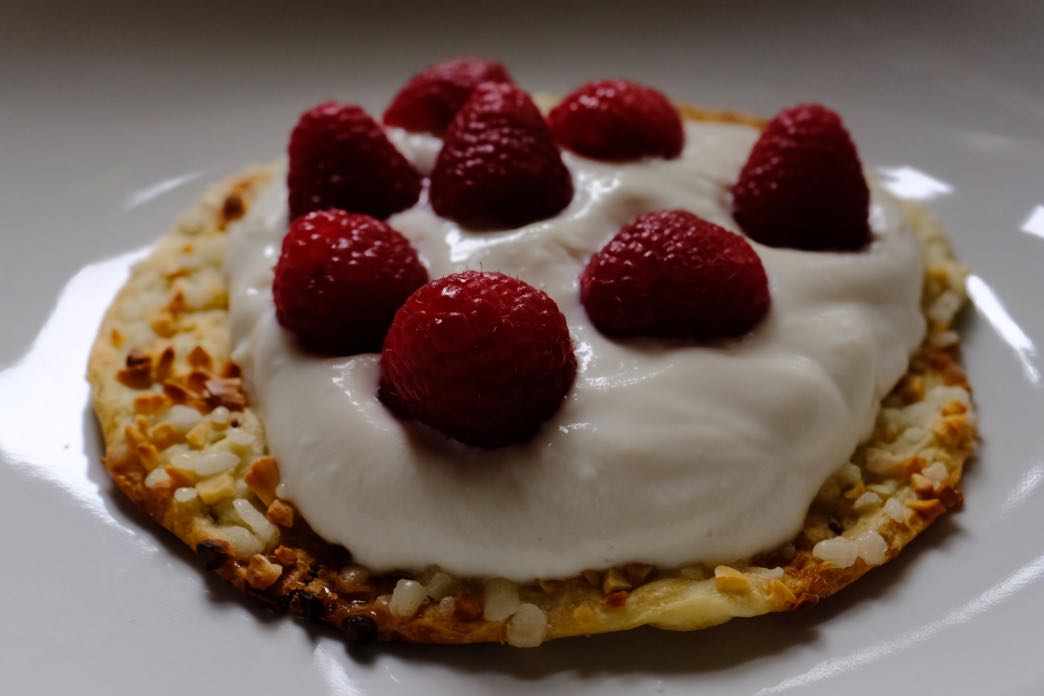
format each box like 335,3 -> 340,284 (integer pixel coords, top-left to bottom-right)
225,121 -> 924,581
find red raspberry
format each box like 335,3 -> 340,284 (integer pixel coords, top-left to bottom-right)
383,56 -> 514,135
430,82 -> 573,229
580,210 -> 769,340
379,271 -> 577,448
547,79 -> 684,161
287,101 -> 422,220
732,103 -> 870,250
273,210 -> 428,354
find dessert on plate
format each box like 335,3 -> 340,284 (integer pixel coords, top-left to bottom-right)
88,57 -> 976,647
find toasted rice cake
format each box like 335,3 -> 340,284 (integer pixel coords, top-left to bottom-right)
87,108 -> 977,647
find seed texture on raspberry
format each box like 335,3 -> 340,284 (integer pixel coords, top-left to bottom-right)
731,103 -> 870,250
429,82 -> 574,229
383,56 -> 514,135
273,210 -> 428,354
287,101 -> 422,220
379,271 -> 577,448
547,79 -> 684,161
581,209 -> 770,340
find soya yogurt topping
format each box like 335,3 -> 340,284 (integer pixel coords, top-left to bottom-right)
224,120 -> 924,581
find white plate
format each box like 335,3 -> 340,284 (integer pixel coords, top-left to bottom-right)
3,2 -> 1043,693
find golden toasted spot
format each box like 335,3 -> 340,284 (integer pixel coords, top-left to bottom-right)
245,554 -> 283,590
185,421 -> 211,449
164,466 -> 195,490
910,473 -> 934,494
245,456 -> 280,506
167,291 -> 186,315
133,393 -> 169,414
165,268 -> 190,282
188,345 -> 213,370
266,499 -> 295,528
124,422 -> 145,448
273,545 -> 297,566
110,328 -> 124,348
155,347 -> 175,382
135,442 -> 160,470
150,422 -> 181,450
905,498 -> 945,516
150,312 -> 175,338
162,381 -> 190,404
180,243 -> 195,254
941,400 -> 967,416
602,568 -> 632,595
933,415 -> 972,447
843,482 -> 867,500
905,456 -> 927,474
714,565 -> 751,594
768,579 -> 798,606
899,374 -> 925,403
676,104 -> 767,129
117,367 -> 152,389
196,472 -> 236,504
571,603 -> 597,624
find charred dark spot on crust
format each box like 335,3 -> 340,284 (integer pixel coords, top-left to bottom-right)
220,193 -> 246,225
342,614 -> 379,644
827,517 -> 843,535
196,540 -> 230,571
291,589 -> 327,623
125,349 -> 150,369
117,349 -> 154,389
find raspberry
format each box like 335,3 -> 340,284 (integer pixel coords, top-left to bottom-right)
379,271 -> 577,448
731,103 -> 870,250
580,210 -> 769,340
430,82 -> 573,229
273,210 -> 428,354
547,79 -> 684,161
383,56 -> 514,135
287,101 -> 422,220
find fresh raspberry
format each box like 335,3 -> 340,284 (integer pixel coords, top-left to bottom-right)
430,82 -> 573,229
383,56 -> 514,135
580,210 -> 770,340
547,79 -> 684,161
731,103 -> 870,250
273,210 -> 428,354
287,101 -> 422,220
379,271 -> 577,448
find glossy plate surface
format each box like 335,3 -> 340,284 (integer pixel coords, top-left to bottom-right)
2,2 -> 1043,693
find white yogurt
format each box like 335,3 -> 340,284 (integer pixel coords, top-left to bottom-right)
224,121 -> 924,581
